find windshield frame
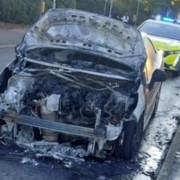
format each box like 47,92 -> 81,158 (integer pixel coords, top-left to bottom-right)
23,45 -> 140,74
139,20 -> 180,41
23,56 -> 134,82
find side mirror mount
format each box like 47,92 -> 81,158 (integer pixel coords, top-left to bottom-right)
149,69 -> 166,90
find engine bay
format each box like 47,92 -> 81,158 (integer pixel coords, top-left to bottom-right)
0,58 -> 137,157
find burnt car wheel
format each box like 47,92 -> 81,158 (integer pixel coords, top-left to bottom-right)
115,115 -> 144,160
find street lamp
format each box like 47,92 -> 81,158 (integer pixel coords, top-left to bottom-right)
40,0 -> 45,15
104,0 -> 108,16
103,0 -> 114,17
109,0 -> 114,17
53,0 -> 56,9
135,0 -> 141,25
74,0 -> 77,9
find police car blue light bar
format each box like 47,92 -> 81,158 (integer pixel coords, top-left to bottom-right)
162,17 -> 175,23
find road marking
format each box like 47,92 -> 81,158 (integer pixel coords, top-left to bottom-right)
0,44 -> 16,49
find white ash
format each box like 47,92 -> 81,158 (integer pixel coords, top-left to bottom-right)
19,141 -> 88,162
21,157 -> 39,166
134,77 -> 180,179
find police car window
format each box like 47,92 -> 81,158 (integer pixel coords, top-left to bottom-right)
140,21 -> 180,41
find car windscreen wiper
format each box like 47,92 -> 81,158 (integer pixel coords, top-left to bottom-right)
24,57 -> 133,82
23,68 -> 119,91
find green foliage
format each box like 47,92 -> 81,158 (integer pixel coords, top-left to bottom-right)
0,0 -> 40,24
76,0 -> 105,14
0,0 -> 180,24
56,0 -> 76,8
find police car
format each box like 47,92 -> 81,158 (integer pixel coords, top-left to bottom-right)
139,17 -> 180,75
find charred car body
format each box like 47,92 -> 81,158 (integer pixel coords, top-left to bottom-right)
0,9 -> 165,159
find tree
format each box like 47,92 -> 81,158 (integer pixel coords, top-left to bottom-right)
0,0 -> 180,24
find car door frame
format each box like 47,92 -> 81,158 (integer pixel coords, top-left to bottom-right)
143,37 -> 163,128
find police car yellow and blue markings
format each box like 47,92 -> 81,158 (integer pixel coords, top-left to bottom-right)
140,17 -> 180,72
149,35 -> 180,71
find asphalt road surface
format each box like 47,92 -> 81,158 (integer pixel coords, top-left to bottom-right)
157,124 -> 180,180
0,28 -> 24,71
0,27 -> 180,180
0,48 -> 15,71
0,28 -> 24,46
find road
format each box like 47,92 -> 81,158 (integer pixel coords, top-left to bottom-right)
0,48 -> 15,71
157,125 -> 180,180
0,28 -> 24,46
0,27 -> 180,180
0,28 -> 24,71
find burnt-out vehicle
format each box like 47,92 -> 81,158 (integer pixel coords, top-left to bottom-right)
0,9 -> 166,160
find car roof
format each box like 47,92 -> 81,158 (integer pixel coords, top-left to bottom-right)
140,19 -> 180,29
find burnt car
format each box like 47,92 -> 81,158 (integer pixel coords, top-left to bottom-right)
0,9 -> 166,160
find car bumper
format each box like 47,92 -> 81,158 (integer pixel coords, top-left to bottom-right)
0,112 -> 123,142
